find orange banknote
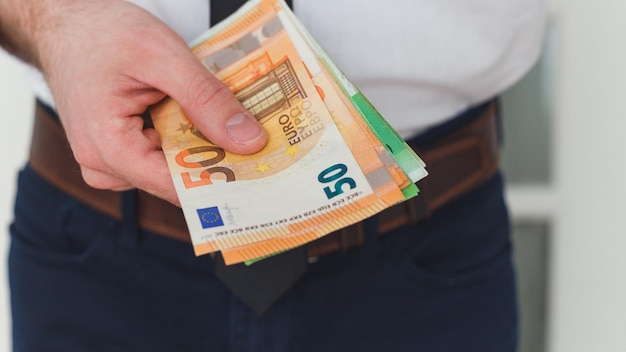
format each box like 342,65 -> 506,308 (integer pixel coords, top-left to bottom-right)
151,0 -> 424,263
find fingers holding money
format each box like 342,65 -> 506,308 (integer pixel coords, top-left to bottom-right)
69,112 -> 181,205
32,0 -> 266,204
140,47 -> 268,155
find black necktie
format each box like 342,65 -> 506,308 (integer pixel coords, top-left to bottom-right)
209,0 -> 306,315
211,0 -> 293,24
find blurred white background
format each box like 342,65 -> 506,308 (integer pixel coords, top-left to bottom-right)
1,0 -> 626,351
0,50 -> 32,352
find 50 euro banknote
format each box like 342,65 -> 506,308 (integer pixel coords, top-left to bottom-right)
150,0 -> 427,263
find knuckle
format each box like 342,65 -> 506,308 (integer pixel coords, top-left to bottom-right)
72,148 -> 94,168
80,171 -> 108,190
81,169 -> 125,191
187,74 -> 233,110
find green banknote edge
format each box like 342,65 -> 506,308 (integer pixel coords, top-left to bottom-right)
245,250 -> 288,266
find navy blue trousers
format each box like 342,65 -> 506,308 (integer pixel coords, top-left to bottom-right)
9,162 -> 517,351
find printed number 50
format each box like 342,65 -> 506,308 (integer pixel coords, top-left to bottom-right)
318,163 -> 357,199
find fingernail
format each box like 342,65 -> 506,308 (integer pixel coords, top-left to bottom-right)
226,113 -> 264,144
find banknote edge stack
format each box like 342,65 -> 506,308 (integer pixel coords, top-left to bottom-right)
151,0 -> 428,265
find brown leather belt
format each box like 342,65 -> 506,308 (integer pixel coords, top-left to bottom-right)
29,101 -> 499,259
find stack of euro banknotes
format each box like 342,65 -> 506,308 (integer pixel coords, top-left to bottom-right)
151,0 -> 427,265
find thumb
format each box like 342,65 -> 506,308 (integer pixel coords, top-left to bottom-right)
148,44 -> 267,155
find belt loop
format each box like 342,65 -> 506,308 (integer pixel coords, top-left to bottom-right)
411,179 -> 431,224
361,215 -> 380,250
339,223 -> 364,250
118,189 -> 141,247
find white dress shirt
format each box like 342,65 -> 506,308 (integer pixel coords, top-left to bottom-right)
31,0 -> 546,137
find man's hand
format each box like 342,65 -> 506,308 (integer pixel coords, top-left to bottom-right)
0,0 -> 267,205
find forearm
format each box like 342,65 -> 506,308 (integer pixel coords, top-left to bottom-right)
0,0 -> 71,69
0,0 -> 40,65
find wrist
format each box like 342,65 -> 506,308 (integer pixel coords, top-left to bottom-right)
0,0 -> 78,69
